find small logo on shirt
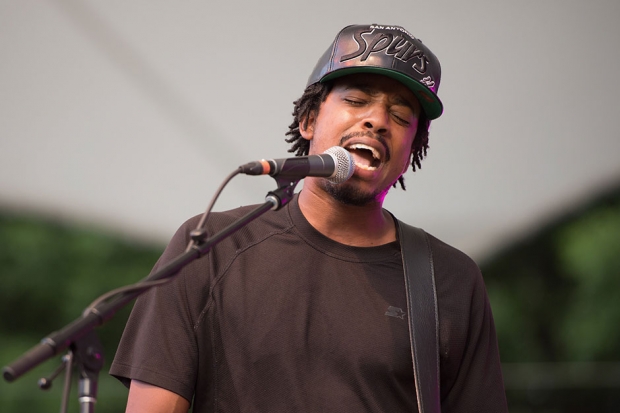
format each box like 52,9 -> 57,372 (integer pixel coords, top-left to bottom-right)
385,306 -> 406,320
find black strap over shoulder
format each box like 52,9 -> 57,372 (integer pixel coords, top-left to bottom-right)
398,221 -> 441,413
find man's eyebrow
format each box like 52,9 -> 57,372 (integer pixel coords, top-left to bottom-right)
343,82 -> 417,112
391,95 -> 417,112
343,82 -> 375,95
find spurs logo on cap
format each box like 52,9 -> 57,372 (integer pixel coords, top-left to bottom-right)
340,27 -> 430,76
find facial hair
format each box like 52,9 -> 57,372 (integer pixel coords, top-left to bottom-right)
319,179 -> 389,207
312,131 -> 392,206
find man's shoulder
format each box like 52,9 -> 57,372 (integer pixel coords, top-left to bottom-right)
397,221 -> 477,268
424,231 -> 478,269
398,225 -> 483,282
172,203 -> 295,252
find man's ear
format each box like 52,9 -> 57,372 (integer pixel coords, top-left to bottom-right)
299,111 -> 316,141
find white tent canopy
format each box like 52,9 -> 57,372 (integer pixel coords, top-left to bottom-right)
1,0 -> 619,260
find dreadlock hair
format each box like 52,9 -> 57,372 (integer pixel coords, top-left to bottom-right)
284,81 -> 430,190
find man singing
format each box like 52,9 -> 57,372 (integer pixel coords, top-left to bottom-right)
110,23 -> 508,413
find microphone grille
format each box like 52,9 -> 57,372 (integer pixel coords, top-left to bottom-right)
324,146 -> 354,184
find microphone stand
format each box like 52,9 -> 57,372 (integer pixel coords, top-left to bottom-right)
2,177 -> 300,413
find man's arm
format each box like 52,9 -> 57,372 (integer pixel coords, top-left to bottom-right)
126,380 -> 190,413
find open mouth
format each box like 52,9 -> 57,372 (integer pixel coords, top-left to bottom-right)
346,143 -> 382,171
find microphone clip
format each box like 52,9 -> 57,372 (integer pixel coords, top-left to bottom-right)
266,176 -> 300,211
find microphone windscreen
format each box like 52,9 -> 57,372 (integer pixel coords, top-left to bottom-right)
324,146 -> 354,184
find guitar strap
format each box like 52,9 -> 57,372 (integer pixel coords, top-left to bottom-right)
398,221 -> 441,413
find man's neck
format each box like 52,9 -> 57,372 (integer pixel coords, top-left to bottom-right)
297,187 -> 396,247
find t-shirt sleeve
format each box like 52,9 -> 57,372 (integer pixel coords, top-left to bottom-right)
109,217 -> 207,403
431,236 -> 509,413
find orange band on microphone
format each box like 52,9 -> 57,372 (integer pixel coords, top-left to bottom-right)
259,159 -> 271,174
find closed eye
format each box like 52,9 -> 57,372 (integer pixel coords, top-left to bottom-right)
344,97 -> 366,106
391,111 -> 413,126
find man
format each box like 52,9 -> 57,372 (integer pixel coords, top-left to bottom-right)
110,24 -> 508,412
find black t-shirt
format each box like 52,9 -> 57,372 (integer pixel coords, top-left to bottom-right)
110,195 -> 508,412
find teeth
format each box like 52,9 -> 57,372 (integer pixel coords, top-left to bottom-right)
356,164 -> 377,171
347,144 -> 380,160
347,143 -> 381,171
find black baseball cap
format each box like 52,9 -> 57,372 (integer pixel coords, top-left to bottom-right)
307,24 -> 443,120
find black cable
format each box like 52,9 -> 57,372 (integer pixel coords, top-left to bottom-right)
82,167 -> 242,315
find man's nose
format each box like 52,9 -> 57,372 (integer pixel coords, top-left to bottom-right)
361,104 -> 390,135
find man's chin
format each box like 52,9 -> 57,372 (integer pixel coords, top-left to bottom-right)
321,181 -> 384,207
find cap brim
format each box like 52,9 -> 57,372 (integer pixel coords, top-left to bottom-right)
320,67 -> 443,120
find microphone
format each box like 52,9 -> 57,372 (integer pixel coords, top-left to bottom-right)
240,146 -> 354,184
